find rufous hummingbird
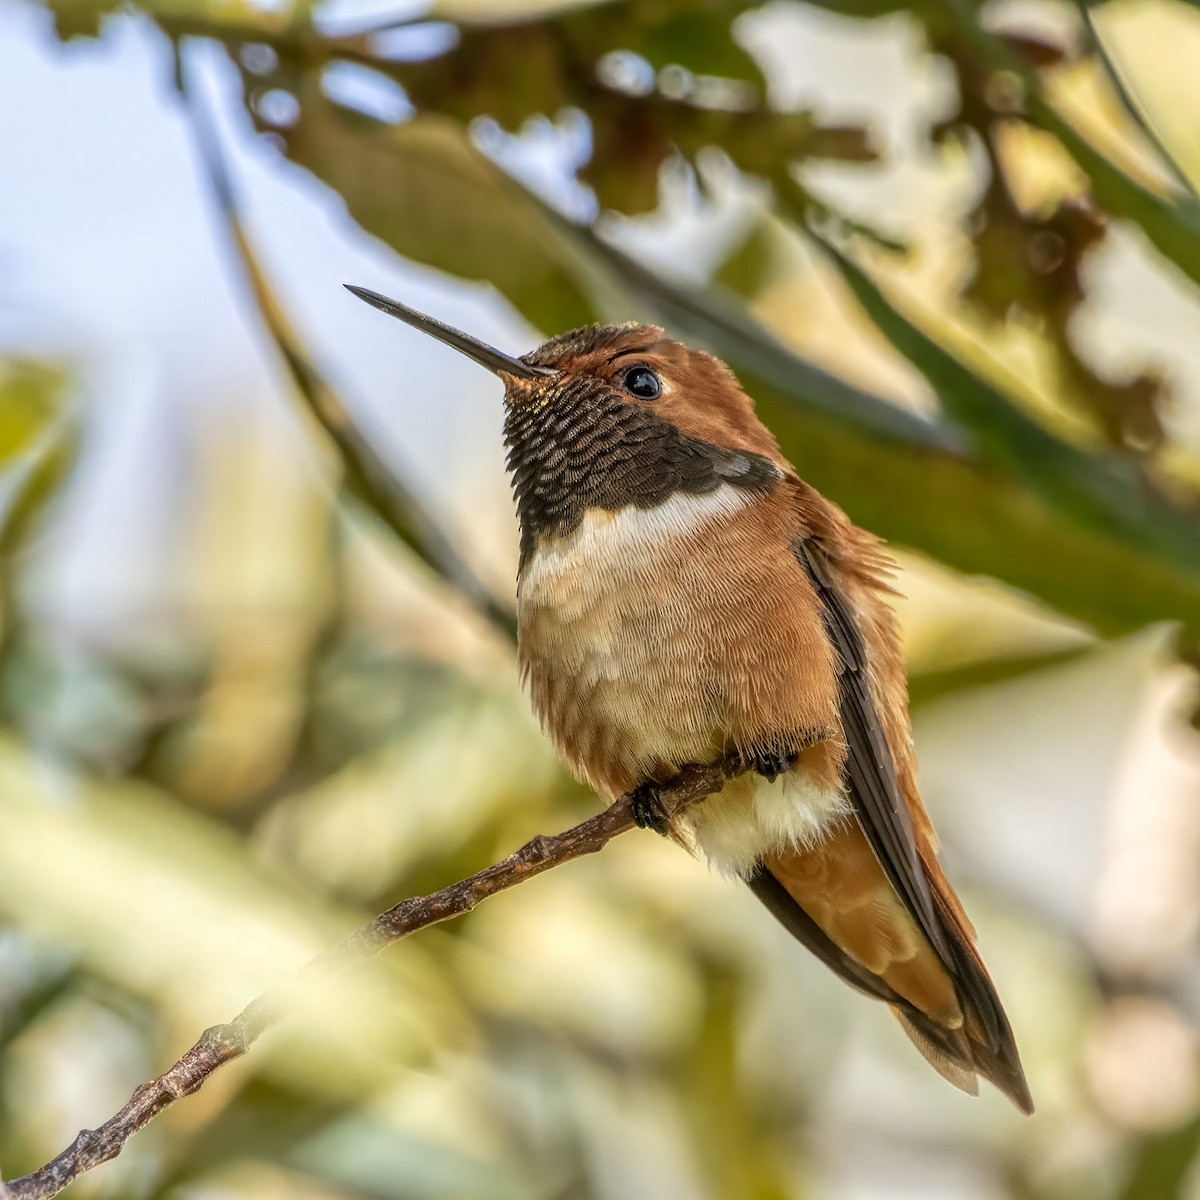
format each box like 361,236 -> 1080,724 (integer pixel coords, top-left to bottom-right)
346,284 -> 1032,1113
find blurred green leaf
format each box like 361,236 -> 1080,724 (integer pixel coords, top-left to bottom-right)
0,359 -> 60,464
625,6 -> 763,81
183,73 -> 518,639
676,958 -> 793,1200
0,965 -> 80,1059
1076,0 -> 1198,201
712,214 -> 793,299
282,88 -> 596,333
153,1079 -> 353,1190
290,1114 -> 535,1200
395,3 -> 872,216
0,360 -> 75,560
1115,1112 -> 1200,1200
581,94 -> 874,214
907,646 -> 1091,709
958,163 -> 1165,452
47,0 -> 119,39
809,228 -> 1200,574
951,5 -> 1200,294
402,0 -> 766,124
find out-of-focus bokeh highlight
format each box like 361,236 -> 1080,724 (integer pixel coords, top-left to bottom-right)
2,0 -> 1200,1195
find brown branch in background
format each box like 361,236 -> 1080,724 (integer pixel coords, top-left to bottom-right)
177,53 -> 517,642
1,759 -> 738,1200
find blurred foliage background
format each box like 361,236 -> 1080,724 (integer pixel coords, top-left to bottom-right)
3,0 -> 1200,1195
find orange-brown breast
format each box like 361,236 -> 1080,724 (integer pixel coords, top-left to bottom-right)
517,487 -> 843,798
517,484 -> 858,872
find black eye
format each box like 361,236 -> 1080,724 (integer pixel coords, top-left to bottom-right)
621,365 -> 662,400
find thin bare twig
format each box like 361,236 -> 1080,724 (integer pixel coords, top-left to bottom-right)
3,759 -> 737,1200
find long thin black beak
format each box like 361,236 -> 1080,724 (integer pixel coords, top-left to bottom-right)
344,285 -> 552,381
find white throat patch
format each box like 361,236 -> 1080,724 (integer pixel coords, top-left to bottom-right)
518,486 -> 754,599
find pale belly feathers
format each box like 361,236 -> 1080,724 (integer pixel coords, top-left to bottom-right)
516,488 -> 849,875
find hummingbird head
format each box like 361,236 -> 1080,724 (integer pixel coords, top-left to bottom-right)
345,285 -> 785,565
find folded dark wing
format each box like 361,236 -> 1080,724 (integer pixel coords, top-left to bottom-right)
794,539 -> 947,961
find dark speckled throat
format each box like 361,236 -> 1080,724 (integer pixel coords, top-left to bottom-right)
504,372 -> 780,569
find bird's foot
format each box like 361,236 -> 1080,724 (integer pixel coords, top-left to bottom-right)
629,780 -> 671,836
740,747 -> 799,783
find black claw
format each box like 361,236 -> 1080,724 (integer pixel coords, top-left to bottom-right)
742,748 -> 799,783
630,780 -> 670,836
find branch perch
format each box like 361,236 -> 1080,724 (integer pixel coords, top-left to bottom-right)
1,759 -> 738,1200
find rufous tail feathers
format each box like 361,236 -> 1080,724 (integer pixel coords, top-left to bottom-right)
753,818 -> 1032,1113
